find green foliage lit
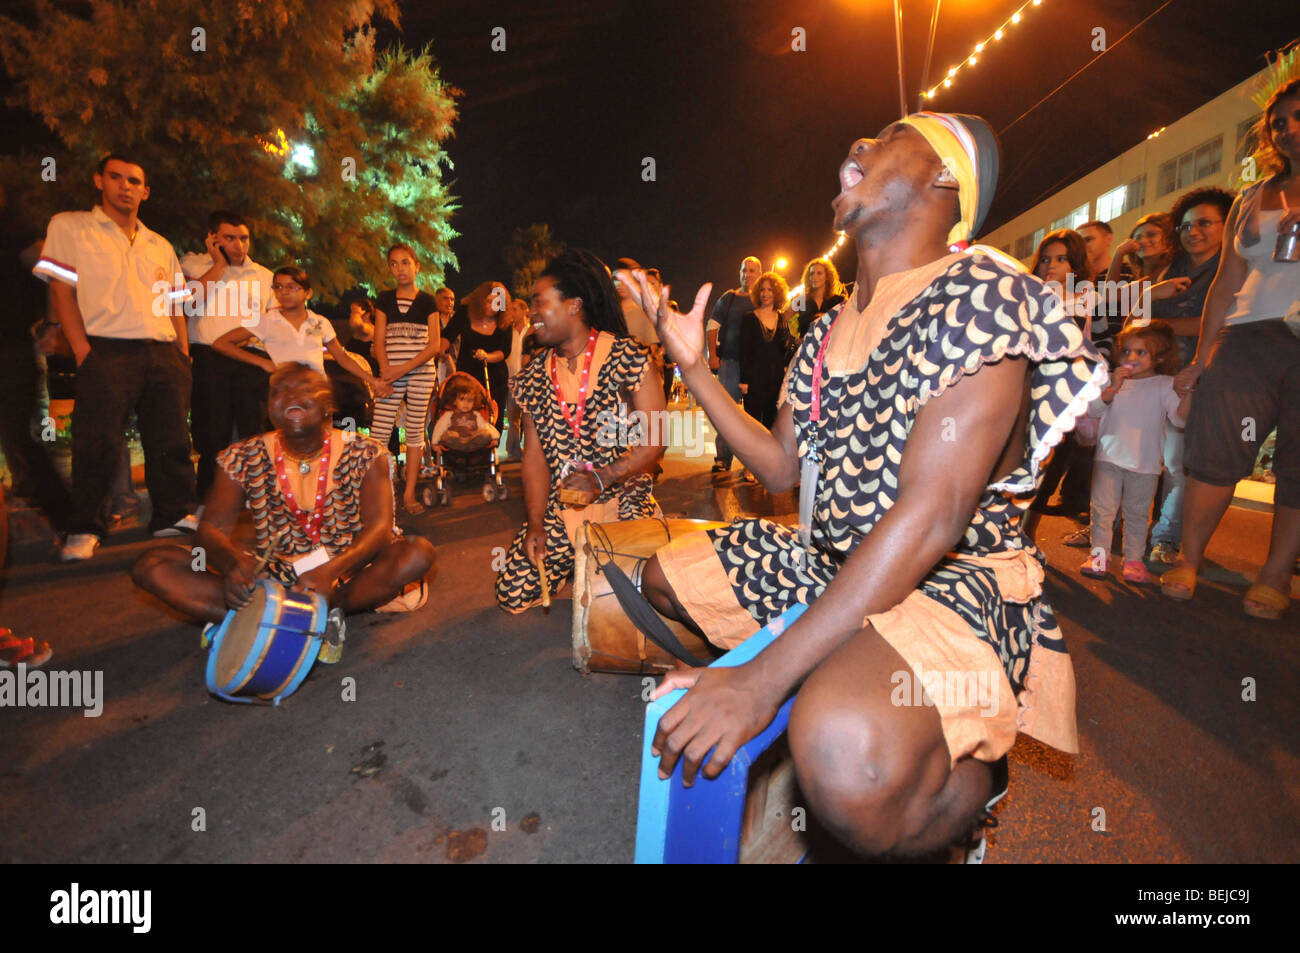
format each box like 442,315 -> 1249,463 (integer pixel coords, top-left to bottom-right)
0,0 -> 459,301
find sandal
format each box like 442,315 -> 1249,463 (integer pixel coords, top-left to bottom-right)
1160,565 -> 1197,601
403,499 -> 426,516
1243,583 -> 1290,621
0,628 -> 53,669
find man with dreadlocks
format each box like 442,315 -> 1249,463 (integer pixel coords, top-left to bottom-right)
627,112 -> 1106,861
495,249 -> 668,612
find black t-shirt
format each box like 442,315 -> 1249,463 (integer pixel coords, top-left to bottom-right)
445,312 -> 512,389
710,289 -> 752,361
794,293 -> 845,337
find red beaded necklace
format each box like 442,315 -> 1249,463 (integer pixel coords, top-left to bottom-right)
273,434 -> 332,546
550,328 -> 600,442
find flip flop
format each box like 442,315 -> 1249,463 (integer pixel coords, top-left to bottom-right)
1160,565 -> 1197,601
0,629 -> 53,669
403,500 -> 427,516
1243,583 -> 1289,621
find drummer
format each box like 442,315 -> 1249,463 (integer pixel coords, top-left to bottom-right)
132,364 -> 435,639
494,249 -> 667,612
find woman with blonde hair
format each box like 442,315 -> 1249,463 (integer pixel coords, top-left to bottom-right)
793,257 -> 845,337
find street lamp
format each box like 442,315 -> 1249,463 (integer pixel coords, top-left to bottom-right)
775,257 -> 788,271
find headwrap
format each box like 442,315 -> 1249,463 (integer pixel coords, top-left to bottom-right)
898,111 -> 1001,248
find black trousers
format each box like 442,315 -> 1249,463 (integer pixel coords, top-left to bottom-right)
190,343 -> 268,498
0,343 -> 71,529
71,337 -> 196,536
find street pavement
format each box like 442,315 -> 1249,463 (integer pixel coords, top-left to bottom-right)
1,410 -> 1296,864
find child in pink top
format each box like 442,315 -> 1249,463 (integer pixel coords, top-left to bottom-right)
1081,321 -> 1192,584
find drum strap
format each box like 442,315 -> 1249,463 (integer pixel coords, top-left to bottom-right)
597,559 -> 708,667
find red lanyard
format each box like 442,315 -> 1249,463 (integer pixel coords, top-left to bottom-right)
273,436 -> 332,546
810,308 -> 847,425
550,329 -> 600,441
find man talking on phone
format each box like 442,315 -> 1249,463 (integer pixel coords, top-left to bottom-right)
181,211 -> 276,500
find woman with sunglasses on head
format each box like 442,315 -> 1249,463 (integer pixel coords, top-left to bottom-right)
1145,187 -> 1235,566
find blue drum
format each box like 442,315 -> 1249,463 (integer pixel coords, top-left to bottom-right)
205,579 -> 328,705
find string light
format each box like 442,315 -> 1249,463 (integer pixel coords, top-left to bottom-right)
1146,126 -> 1166,140
922,0 -> 1045,102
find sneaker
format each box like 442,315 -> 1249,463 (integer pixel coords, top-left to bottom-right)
1122,560 -> 1152,585
960,756 -> 1009,864
200,622 -> 217,650
376,578 -> 428,613
152,512 -> 200,537
1062,527 -> 1091,547
60,533 -> 100,562
1149,542 -> 1179,565
1080,551 -> 1109,578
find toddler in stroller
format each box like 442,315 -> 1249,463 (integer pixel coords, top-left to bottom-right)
421,371 -> 505,506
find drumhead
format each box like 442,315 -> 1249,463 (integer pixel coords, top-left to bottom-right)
215,582 -> 272,687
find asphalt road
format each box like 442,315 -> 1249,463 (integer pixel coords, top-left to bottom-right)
1,414 -> 1296,864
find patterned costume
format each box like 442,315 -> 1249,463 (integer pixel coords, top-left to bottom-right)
216,430 -> 395,585
657,249 -> 1107,764
495,332 -> 661,612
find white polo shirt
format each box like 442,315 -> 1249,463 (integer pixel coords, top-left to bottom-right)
179,252 -> 275,346
242,308 -> 336,374
33,205 -> 189,341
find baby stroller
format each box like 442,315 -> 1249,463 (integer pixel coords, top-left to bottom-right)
417,370 -> 507,507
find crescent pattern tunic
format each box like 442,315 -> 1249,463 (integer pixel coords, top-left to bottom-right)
657,249 -> 1107,763
495,333 -> 661,612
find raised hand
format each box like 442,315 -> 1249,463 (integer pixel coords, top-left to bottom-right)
621,269 -> 712,373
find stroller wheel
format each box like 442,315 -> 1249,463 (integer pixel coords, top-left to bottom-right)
420,484 -> 437,509
438,488 -> 451,507
494,483 -> 509,501
481,483 -> 496,503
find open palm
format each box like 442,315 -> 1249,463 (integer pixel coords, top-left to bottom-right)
621,269 -> 712,372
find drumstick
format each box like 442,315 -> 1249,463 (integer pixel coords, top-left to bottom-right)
251,527 -> 288,579
536,554 -> 551,610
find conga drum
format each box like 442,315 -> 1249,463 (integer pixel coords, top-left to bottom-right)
572,518 -> 726,675
205,579 -> 328,705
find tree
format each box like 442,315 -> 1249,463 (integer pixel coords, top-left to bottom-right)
0,0 -> 459,300
504,223 -> 566,300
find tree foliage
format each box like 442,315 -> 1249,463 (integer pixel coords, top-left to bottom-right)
504,223 -> 566,300
0,0 -> 459,300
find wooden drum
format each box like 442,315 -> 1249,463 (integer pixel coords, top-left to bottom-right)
572,518 -> 725,675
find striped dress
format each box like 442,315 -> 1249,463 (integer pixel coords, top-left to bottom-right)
370,290 -> 440,449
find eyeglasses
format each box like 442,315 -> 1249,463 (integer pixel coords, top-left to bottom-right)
1176,218 -> 1224,233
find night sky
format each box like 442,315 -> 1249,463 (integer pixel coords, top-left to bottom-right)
386,0 -> 1294,303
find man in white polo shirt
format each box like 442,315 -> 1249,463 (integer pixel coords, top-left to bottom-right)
181,210 -> 275,499
33,154 -> 198,561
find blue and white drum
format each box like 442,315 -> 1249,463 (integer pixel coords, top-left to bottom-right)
205,579 -> 328,705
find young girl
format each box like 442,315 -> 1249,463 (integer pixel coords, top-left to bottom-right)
213,266 -> 387,391
370,244 -> 442,514
1081,320 -> 1191,584
431,373 -> 499,454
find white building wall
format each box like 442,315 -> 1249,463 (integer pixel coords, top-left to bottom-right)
982,65 -> 1270,264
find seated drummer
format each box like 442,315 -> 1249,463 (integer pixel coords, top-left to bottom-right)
495,249 -> 667,612
132,364 -> 435,643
